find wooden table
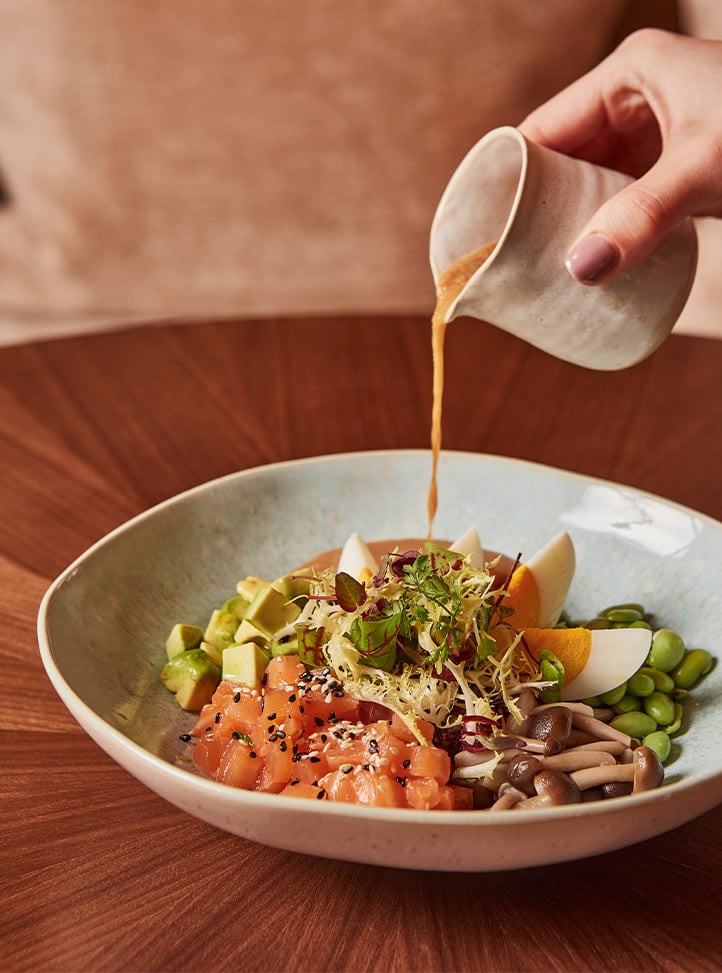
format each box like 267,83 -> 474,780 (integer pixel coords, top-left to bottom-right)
3,315 -> 722,973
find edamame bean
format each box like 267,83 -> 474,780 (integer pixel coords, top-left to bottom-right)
599,682 -> 628,706
643,730 -> 672,764
639,666 -> 676,694
664,702 -> 685,736
647,629 -> 686,673
672,649 -> 713,690
629,619 -> 653,630
600,602 -> 645,617
643,690 -> 676,726
613,694 -> 643,715
605,608 -> 644,624
610,711 -> 658,738
627,672 -> 655,698
581,695 -> 603,708
585,617 -> 611,630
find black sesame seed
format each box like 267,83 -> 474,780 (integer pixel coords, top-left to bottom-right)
316,789 -> 326,800
320,734 -> 328,743
333,689 -> 345,698
341,764 -> 353,774
267,713 -> 277,721
232,730 -> 241,740
179,733 -> 192,742
362,764 -> 370,771
314,717 -> 325,727
215,712 -> 221,724
288,693 -> 297,702
249,751 -> 257,759
233,692 -> 241,703
309,755 -> 321,763
268,733 -> 278,742
299,705 -> 305,713
279,741 -> 288,752
292,753 -> 302,763
276,730 -> 286,739
290,778 -> 300,786
261,672 -> 268,686
402,758 -> 411,769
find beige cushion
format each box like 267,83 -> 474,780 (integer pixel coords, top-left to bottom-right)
5,0 -> 702,344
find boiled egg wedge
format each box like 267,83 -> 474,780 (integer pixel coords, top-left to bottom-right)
504,530 -> 576,629
337,532 -> 378,582
450,526 -> 485,569
522,625 -> 652,701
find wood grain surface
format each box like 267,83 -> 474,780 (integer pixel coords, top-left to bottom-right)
2,315 -> 722,973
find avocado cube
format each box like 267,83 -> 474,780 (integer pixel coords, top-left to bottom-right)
161,649 -> 221,711
234,618 -> 269,648
270,634 -> 300,657
204,609 -> 239,650
222,642 -> 271,689
244,585 -> 301,639
236,576 -> 270,603
222,594 -> 251,620
165,623 -> 204,661
200,639 -> 223,667
271,573 -> 312,608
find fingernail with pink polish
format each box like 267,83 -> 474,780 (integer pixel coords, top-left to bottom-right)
565,235 -> 619,284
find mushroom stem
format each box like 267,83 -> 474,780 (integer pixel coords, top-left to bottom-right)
567,740 -> 628,757
543,751 -> 616,773
570,746 -> 664,793
572,713 -> 633,747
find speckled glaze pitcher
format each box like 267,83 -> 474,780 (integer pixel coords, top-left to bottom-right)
429,126 -> 698,370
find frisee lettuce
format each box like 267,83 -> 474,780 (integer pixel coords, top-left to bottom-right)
295,542 -> 545,736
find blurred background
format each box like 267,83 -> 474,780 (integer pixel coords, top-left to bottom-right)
0,0 -> 719,346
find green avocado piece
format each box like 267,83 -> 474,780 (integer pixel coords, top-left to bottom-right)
271,573 -> 312,609
200,639 -> 223,667
244,585 -> 301,639
236,576 -> 270,603
234,618 -> 269,648
204,609 -> 239,650
222,594 -> 251,620
165,623 -> 204,661
222,642 -> 271,689
161,648 -> 221,711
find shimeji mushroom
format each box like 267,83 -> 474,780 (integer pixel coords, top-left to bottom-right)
569,746 -> 664,794
514,769 -> 583,809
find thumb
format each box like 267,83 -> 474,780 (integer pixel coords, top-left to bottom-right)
565,151 -> 699,285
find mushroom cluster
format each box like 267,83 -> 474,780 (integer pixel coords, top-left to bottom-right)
456,697 -> 665,810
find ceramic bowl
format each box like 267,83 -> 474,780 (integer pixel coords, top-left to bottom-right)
430,126 -> 698,370
38,450 -> 722,872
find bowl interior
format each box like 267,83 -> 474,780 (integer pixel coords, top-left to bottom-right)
38,450 -> 722,867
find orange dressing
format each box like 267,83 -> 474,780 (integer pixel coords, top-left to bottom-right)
428,242 -> 496,536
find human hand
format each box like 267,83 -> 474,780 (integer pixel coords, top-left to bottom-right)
519,29 -> 722,284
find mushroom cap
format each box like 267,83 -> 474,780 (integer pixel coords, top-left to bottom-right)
507,754 -> 544,796
526,706 -> 573,754
632,745 -> 665,792
531,769 -> 582,806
